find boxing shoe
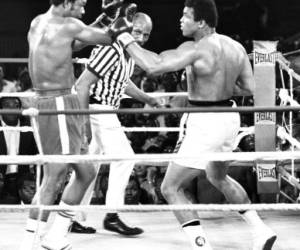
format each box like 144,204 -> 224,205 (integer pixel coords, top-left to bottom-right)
103,213 -> 143,236
252,227 -> 277,250
70,221 -> 96,234
40,235 -> 72,250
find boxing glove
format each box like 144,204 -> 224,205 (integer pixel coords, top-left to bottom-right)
95,0 -> 124,27
119,3 -> 137,22
108,17 -> 133,38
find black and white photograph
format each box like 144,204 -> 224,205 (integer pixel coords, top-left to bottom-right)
0,0 -> 300,249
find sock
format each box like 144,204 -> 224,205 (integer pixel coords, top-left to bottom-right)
240,210 -> 267,233
105,212 -> 118,220
46,201 -> 75,238
182,220 -> 212,249
19,218 -> 47,250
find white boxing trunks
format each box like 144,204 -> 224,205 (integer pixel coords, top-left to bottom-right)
174,99 -> 240,169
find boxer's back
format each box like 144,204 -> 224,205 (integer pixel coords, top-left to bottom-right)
28,13 -> 75,91
188,33 -> 249,101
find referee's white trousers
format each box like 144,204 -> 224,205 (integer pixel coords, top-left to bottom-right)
79,104 -> 135,209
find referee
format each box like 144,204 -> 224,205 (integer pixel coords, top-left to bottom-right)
74,12 -> 159,235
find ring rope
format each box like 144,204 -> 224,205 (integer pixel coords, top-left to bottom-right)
2,151 -> 300,165
0,124 -> 255,134
277,126 -> 300,150
122,127 -> 180,132
0,92 -> 35,98
0,203 -> 300,212
282,49 -> 300,57
0,91 -> 188,99
0,51 -> 295,67
1,51 -> 293,64
277,59 -> 299,177
277,58 -> 300,82
2,106 -> 300,117
0,126 -> 33,132
0,58 -> 86,64
277,165 -> 300,191
288,70 -> 296,176
122,126 -> 254,133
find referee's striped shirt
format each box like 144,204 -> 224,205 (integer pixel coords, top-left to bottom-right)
87,42 -> 135,108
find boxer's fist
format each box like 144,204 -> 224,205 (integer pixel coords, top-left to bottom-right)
107,3 -> 138,47
95,0 -> 124,27
119,3 -> 137,22
102,0 -> 124,19
109,17 -> 133,39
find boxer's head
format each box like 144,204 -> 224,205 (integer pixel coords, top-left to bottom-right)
50,0 -> 76,6
50,0 -> 87,19
181,0 -> 218,37
68,0 -> 87,18
131,13 -> 153,46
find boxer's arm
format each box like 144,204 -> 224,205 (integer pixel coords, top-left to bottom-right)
75,45 -> 119,108
75,69 -> 98,110
68,18 -> 112,47
125,41 -> 199,75
235,53 -> 254,96
72,25 -> 109,51
73,1 -> 127,51
124,79 -> 160,107
75,68 -> 99,143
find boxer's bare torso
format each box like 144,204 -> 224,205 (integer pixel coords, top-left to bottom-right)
28,13 -> 77,91
28,1 -> 111,94
183,33 -> 253,101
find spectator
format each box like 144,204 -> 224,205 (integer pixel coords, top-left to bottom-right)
124,175 -> 145,205
131,65 -> 147,89
0,65 -> 18,93
0,96 -> 38,204
18,68 -> 32,92
17,172 -> 36,204
134,163 -> 166,204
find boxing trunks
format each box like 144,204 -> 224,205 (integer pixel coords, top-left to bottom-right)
173,99 -> 240,169
34,92 -> 84,155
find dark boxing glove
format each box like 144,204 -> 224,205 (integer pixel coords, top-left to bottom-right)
119,3 -> 137,22
108,3 -> 137,47
108,17 -> 133,38
95,0 -> 124,27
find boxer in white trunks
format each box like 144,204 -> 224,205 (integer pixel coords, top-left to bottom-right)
116,0 -> 277,249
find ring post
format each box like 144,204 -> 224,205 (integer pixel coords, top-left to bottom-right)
253,41 -> 280,197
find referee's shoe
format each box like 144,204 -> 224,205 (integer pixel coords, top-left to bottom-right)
103,213 -> 143,236
70,221 -> 96,234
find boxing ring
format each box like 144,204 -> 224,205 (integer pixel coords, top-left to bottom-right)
1,47 -> 300,250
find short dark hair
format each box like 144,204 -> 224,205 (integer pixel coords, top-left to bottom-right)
50,0 -> 76,6
185,0 -> 218,28
0,97 -> 22,109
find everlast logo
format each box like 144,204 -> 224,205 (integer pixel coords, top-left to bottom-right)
257,166 -> 276,180
254,51 -> 279,65
255,112 -> 275,123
